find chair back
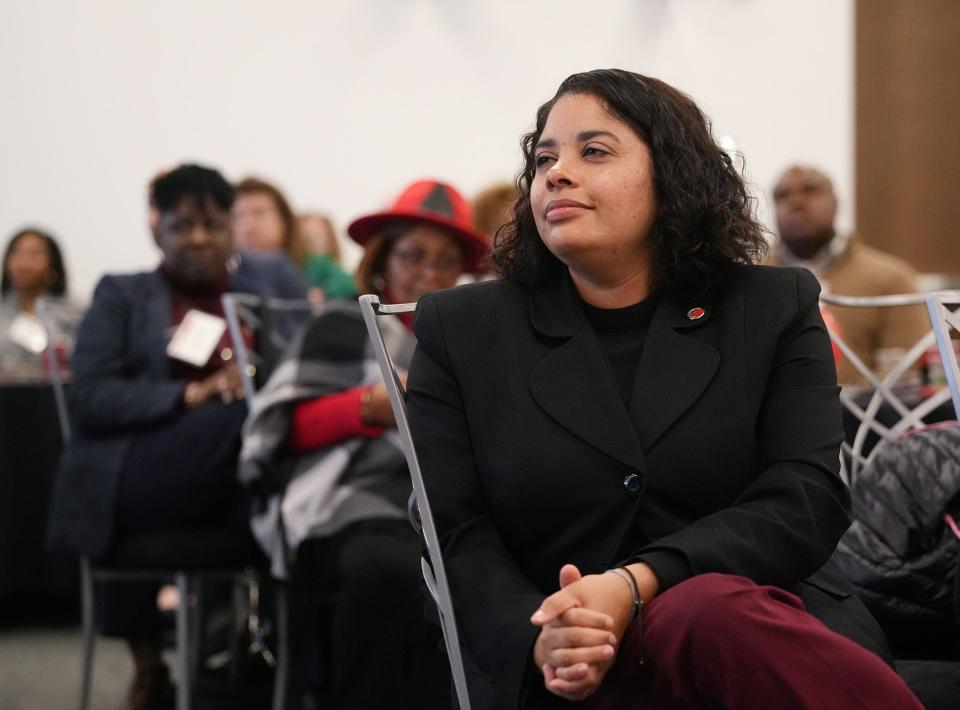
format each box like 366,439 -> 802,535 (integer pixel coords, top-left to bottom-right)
221,293 -> 321,404
926,292 -> 960,418
359,294 -> 472,710
35,298 -> 71,445
820,291 -> 960,485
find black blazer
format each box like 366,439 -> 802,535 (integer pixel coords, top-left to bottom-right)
407,264 -> 872,710
48,252 -> 306,558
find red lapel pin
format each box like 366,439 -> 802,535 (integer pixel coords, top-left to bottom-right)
686,307 -> 706,321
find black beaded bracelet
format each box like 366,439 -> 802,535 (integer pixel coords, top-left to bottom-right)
619,566 -> 642,609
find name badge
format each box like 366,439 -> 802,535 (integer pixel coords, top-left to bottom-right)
8,312 -> 48,353
167,309 -> 227,368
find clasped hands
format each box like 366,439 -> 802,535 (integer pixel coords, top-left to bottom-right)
183,363 -> 246,409
530,563 -> 636,702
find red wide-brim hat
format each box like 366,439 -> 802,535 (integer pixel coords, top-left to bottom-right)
347,179 -> 491,274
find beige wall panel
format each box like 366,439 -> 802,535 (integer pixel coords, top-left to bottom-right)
856,0 -> 960,273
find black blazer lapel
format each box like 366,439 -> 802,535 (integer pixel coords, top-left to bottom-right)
630,293 -> 720,451
527,273 -> 645,472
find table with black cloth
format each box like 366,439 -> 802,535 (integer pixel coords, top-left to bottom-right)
0,381 -> 77,609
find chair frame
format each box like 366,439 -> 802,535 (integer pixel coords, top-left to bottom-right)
926,291 -> 960,416
223,292 -> 333,706
221,292 -> 260,405
820,291 -> 960,485
36,299 -> 288,710
222,292 -> 324,406
359,294 -> 472,710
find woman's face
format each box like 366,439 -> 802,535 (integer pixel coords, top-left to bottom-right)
299,215 -> 337,256
156,197 -> 234,287
382,225 -> 465,304
231,192 -> 287,253
5,233 -> 53,294
530,92 -> 657,279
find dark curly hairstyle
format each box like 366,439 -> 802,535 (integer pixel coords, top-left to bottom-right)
150,163 -> 235,214
2,227 -> 67,297
491,69 -> 767,294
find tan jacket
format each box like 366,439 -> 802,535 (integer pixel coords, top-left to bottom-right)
764,236 -> 928,385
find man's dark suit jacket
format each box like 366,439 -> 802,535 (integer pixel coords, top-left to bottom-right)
407,264 -> 885,710
48,252 -> 306,559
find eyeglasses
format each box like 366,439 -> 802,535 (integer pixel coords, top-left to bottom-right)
391,248 -> 464,275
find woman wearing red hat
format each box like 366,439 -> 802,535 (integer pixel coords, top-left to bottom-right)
241,179 -> 489,710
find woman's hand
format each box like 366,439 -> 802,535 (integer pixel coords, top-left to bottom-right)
531,564 -> 634,701
184,364 -> 246,408
307,287 -> 327,305
361,373 -> 408,427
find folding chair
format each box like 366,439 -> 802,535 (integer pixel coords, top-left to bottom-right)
927,290 -> 960,639
35,299 -> 288,710
926,291 -> 960,416
820,291 -> 960,486
221,292 -> 327,707
221,293 -> 322,405
359,294 -> 472,710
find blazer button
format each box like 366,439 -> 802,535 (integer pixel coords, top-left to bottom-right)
622,473 -> 642,496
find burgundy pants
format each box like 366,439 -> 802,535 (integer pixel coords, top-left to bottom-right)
583,573 -> 922,710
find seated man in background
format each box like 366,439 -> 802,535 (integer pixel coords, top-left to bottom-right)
48,163 -> 306,710
766,165 -> 929,384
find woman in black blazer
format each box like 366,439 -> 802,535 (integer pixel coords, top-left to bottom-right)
406,70 -> 921,709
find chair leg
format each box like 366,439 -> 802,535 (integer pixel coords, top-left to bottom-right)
272,581 -> 289,710
175,572 -> 192,710
229,573 -> 247,686
78,559 -> 96,710
187,575 -> 202,687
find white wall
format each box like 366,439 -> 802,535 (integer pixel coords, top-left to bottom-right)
0,0 -> 853,300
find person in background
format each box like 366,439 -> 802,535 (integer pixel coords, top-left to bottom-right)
241,179 -> 489,709
233,177 -> 355,302
767,165 -> 929,384
47,164 -> 306,710
405,69 -> 921,709
298,211 -> 344,264
473,180 -> 519,242
1,228 -> 81,379
472,180 -> 518,279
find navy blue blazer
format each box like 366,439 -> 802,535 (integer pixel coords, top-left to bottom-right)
48,252 -> 306,558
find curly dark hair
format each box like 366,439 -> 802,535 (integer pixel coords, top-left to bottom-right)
2,227 -> 67,297
491,69 -> 767,294
151,164 -> 235,214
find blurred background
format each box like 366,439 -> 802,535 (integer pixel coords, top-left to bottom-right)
2,1 -> 959,708
1,0 -> 865,296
